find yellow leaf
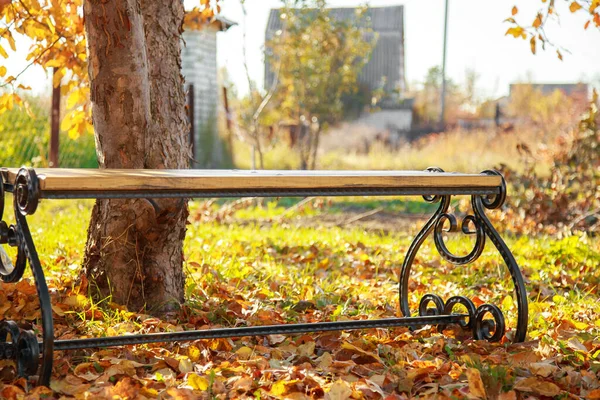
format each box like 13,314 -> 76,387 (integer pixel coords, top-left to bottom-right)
570,2 -> 582,12
235,346 -> 254,360
45,60 -> 62,68
0,66 -> 5,77
505,26 -> 526,39
67,89 -> 82,109
7,34 -> 16,52
187,374 -> 209,391
188,345 -> 201,362
502,295 -> 515,310
53,68 -> 63,88
512,6 -> 518,15
0,45 -> 8,58
271,380 -> 301,396
63,294 -> 89,308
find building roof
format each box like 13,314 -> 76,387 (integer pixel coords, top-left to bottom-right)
265,6 -> 405,95
266,6 -> 404,33
186,15 -> 237,32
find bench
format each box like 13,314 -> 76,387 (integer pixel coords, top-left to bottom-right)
0,167 -> 528,386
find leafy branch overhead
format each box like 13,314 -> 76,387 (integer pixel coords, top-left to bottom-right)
506,0 -> 600,58
0,0 -> 219,139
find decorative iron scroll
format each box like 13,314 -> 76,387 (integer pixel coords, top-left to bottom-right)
399,168 -> 528,343
0,167 -> 528,387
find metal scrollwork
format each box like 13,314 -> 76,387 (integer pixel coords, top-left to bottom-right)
433,213 -> 485,265
418,294 -> 445,316
15,167 -> 40,216
0,173 -> 27,283
473,304 -> 506,342
400,168 -> 528,343
443,296 -> 476,329
0,169 -> 53,385
17,330 -> 40,378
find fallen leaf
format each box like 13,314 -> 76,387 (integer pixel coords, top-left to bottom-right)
236,346 -> 254,360
187,373 -> 209,391
178,357 -> 193,374
567,337 -> 588,352
587,389 -> 600,399
466,368 -> 486,399
497,390 -> 517,400
317,351 -> 333,369
326,379 -> 353,400
529,362 -> 558,378
297,341 -> 316,358
514,377 -> 561,397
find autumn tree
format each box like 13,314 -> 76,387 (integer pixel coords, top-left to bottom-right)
0,0 -> 219,315
266,0 -> 374,169
506,0 -> 600,57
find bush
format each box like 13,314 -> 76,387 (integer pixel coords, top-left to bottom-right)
499,91 -> 599,234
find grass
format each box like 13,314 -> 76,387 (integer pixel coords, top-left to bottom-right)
2,197 -> 600,397
13,197 -> 600,336
232,127 -> 557,174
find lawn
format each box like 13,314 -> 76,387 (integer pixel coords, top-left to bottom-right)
1,197 -> 599,399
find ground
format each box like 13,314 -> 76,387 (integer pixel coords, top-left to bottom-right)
0,197 -> 599,399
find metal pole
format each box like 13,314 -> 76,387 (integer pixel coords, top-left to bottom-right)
439,0 -> 449,130
187,84 -> 195,168
49,69 -> 60,168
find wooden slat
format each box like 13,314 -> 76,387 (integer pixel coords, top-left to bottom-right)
3,168 -> 502,192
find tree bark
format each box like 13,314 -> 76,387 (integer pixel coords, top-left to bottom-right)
83,0 -> 189,314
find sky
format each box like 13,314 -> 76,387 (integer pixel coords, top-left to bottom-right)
212,0 -> 600,99
7,0 -> 600,99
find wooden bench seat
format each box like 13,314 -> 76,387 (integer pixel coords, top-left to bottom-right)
3,168 -> 502,198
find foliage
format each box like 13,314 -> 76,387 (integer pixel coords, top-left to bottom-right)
0,0 -> 89,138
0,94 -> 97,167
411,66 -> 462,127
0,0 -> 219,140
0,198 -> 599,397
499,91 -> 599,234
506,1 -> 600,58
266,0 -> 375,169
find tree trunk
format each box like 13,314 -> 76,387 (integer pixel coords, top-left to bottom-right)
83,0 -> 189,315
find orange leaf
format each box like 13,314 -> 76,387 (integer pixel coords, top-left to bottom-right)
466,368 -> 487,399
512,6 -> 518,15
569,1 -> 582,12
514,377 -> 561,397
530,37 -> 536,54
533,13 -> 543,28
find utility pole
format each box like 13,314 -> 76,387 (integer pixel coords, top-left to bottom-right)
439,0 -> 449,130
49,68 -> 61,168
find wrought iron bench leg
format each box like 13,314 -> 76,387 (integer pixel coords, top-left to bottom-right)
0,168 -> 53,386
399,169 -> 528,343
